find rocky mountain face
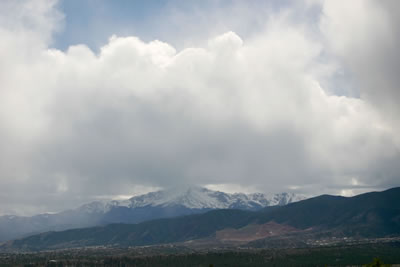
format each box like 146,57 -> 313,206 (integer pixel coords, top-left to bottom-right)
0,186 -> 306,242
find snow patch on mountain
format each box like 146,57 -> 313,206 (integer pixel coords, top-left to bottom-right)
77,199 -> 132,214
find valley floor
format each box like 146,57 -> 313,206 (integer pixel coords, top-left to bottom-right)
1,241 -> 400,266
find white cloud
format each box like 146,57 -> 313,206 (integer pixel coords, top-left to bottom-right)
0,0 -> 399,215
320,0 -> 400,130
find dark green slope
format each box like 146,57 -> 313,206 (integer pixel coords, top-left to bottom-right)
5,209 -> 257,251
257,187 -> 400,236
2,187 -> 399,251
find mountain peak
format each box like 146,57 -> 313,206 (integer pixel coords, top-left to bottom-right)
126,186 -> 306,210
0,186 -> 307,242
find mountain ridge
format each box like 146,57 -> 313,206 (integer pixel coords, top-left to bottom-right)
80,186 -> 306,212
0,186 -> 305,242
2,187 -> 399,252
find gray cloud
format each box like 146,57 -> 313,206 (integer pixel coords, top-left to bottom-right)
0,0 -> 399,215
320,0 -> 400,121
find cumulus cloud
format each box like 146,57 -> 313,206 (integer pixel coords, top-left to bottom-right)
320,0 -> 400,127
0,0 -> 399,215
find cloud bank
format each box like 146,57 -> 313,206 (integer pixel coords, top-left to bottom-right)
0,0 -> 399,215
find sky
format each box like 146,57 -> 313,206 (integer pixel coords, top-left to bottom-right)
0,0 -> 400,215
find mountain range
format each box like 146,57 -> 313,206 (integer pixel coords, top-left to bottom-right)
2,187 -> 399,252
0,186 -> 305,242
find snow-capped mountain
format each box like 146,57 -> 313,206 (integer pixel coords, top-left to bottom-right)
78,186 -> 306,213
127,186 -> 305,209
0,186 -> 306,242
